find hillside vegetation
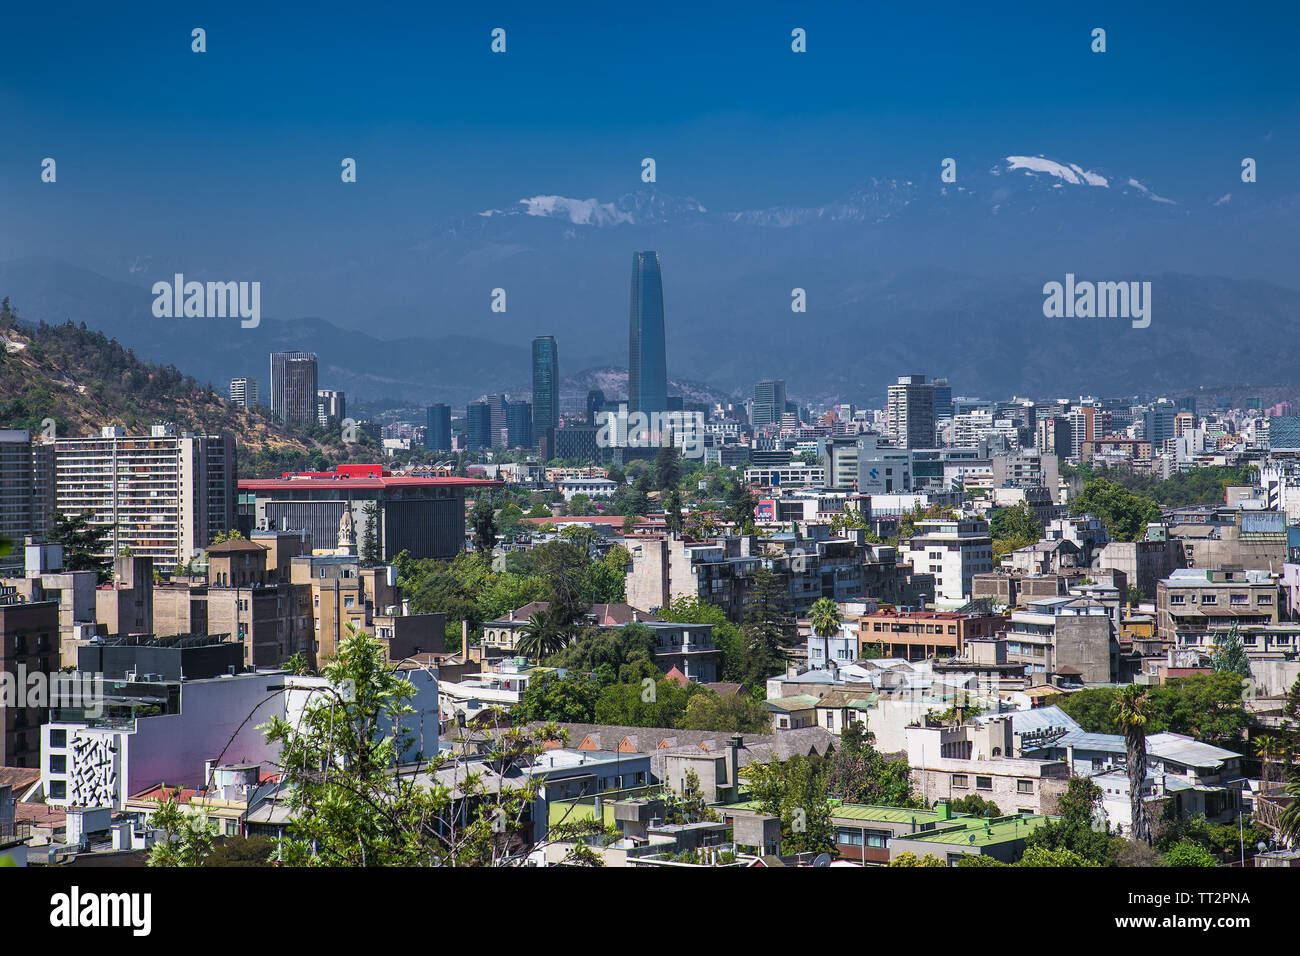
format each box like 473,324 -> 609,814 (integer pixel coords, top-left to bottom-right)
0,298 -> 374,477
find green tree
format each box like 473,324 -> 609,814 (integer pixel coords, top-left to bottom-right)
948,794 -> 1002,818
1025,776 -> 1111,863
677,689 -> 771,734
1162,840 -> 1218,867
1210,625 -> 1252,679
989,502 -> 1043,545
360,501 -> 383,566
258,626 -> 602,865
825,721 -> 923,808
1072,477 -> 1162,542
654,444 -> 681,492
514,670 -> 600,723
547,622 -> 659,687
889,852 -> 947,867
470,496 -> 498,554
739,566 -> 797,686
146,790 -> 218,867
1018,845 -> 1101,867
47,510 -> 110,580
745,755 -> 834,855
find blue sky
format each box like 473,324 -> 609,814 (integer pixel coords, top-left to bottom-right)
3,0 -> 1295,239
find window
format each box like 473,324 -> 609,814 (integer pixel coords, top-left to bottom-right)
50,780 -> 67,800
1200,594 -> 1217,604
976,776 -> 993,791
836,828 -> 864,847
952,774 -> 969,789
1017,779 -> 1034,794
49,755 -> 66,774
50,729 -> 67,748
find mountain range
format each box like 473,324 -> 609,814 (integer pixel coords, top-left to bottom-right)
3,154 -> 1299,408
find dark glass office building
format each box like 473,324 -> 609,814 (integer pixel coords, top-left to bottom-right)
506,400 -> 533,449
425,403 -> 452,452
466,402 -> 493,450
628,251 -> 668,414
531,336 -> 559,447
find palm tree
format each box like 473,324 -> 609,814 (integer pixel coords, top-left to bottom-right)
1255,734 -> 1284,788
1111,684 -> 1154,844
809,598 -> 842,670
517,611 -> 567,661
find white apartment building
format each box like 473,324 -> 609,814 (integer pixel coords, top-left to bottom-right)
900,518 -> 994,608
47,425 -> 236,572
743,464 -> 826,488
229,377 -> 258,409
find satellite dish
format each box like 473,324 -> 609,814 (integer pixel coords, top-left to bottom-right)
812,853 -> 832,868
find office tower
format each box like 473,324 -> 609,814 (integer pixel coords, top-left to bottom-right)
425,404 -> 452,452
486,394 -> 509,447
316,389 -> 346,427
269,351 -> 319,429
507,401 -> 533,449
1143,399 -> 1177,449
466,402 -> 493,450
229,377 -> 259,409
886,374 -> 937,449
586,389 -> 606,425
532,335 -> 559,440
752,380 -> 788,428
628,250 -> 668,415
47,424 -> 236,571
932,378 -> 953,419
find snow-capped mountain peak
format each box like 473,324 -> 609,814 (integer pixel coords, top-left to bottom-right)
1004,155 -> 1109,187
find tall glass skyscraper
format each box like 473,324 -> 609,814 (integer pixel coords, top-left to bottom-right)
628,251 -> 668,414
425,403 -> 451,452
531,335 -> 559,444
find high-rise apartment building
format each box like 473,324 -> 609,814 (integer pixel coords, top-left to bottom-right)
531,335 -> 559,446
316,389 -> 347,427
229,377 -> 259,409
886,374 -> 937,449
751,380 -> 788,429
48,425 -> 236,571
269,351 -> 319,429
0,430 -> 53,575
628,251 -> 668,415
425,404 -> 452,452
